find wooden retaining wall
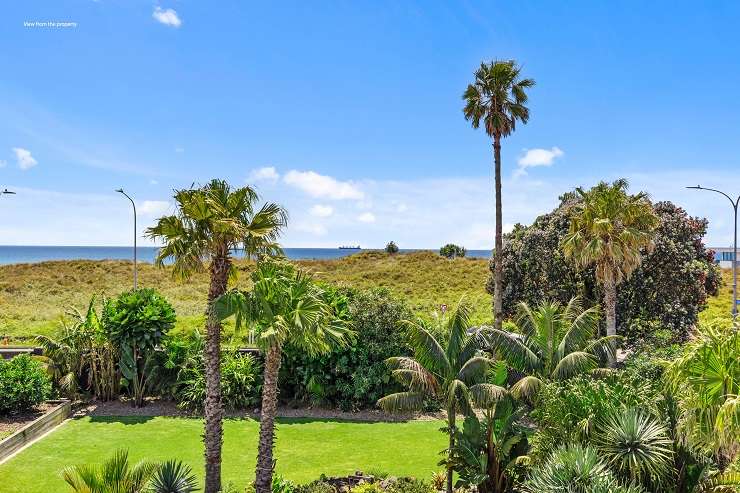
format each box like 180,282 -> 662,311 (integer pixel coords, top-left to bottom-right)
0,400 -> 71,463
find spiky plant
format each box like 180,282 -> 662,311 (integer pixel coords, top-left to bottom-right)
595,408 -> 673,488
62,449 -> 157,493
484,297 -> 616,400
377,300 -> 503,493
149,460 -> 199,493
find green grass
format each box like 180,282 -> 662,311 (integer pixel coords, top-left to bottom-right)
0,251 -> 492,340
0,416 -> 445,492
700,268 -> 736,323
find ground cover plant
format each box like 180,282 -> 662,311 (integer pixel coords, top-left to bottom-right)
0,417 -> 445,493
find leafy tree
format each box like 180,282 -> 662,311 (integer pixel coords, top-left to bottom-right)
493,197 -> 721,344
377,300 -> 502,493
147,179 -> 287,493
484,297 -> 616,400
440,244 -> 467,259
667,319 -> 740,468
562,180 -> 659,363
281,287 -> 413,410
216,260 -> 352,493
0,354 -> 52,415
463,60 -> 534,331
103,288 -> 176,407
385,241 -> 400,254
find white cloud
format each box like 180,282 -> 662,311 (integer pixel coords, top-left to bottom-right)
295,223 -> 327,236
357,212 -> 376,223
310,204 -> 334,217
248,166 -> 280,183
515,147 -> 563,177
138,200 -> 170,216
152,7 -> 182,27
284,170 -> 364,200
12,147 -> 38,170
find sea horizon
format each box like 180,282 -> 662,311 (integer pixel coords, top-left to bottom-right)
0,245 -> 493,265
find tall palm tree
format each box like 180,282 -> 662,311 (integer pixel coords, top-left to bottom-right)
463,60 -> 535,331
561,179 -> 658,364
484,297 -> 616,400
146,179 -> 287,493
377,301 -> 504,493
216,260 -> 352,493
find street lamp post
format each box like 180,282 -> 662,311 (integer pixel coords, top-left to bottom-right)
116,188 -> 138,290
1,189 -> 16,196
687,185 -> 739,318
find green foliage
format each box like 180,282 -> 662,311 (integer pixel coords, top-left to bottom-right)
494,197 -> 721,343
103,288 -> 176,352
350,483 -> 382,493
484,297 -> 615,400
525,443 -> 646,493
35,296 -> 119,401
281,287 -> 412,410
62,449 -> 158,493
385,241 -> 399,254
150,459 -> 199,493
292,481 -> 334,493
176,348 -> 262,411
385,478 -> 434,493
439,244 -> 466,259
0,354 -> 51,415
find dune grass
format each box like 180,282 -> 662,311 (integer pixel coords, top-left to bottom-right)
699,268 -> 736,323
0,416 -> 445,493
0,251 -> 492,340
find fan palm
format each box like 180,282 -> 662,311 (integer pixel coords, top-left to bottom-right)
483,297 -> 616,400
667,319 -> 740,468
146,179 -> 287,493
561,179 -> 658,364
377,300 -> 501,493
595,408 -> 674,488
215,260 -> 352,493
63,449 -> 157,493
463,60 -> 535,331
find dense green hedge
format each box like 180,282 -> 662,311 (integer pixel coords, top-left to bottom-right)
280,287 -> 413,410
0,354 -> 52,415
491,196 -> 721,343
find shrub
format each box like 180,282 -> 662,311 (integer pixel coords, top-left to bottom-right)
176,349 -> 262,411
0,354 -> 52,415
281,287 -> 412,410
493,197 -> 720,343
439,243 -> 466,259
385,241 -> 400,254
293,482 -> 334,493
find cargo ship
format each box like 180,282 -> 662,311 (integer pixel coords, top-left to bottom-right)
338,245 -> 361,250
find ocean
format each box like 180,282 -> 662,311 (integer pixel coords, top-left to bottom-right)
0,245 -> 492,265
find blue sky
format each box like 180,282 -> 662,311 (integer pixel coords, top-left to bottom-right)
2,1 -> 740,248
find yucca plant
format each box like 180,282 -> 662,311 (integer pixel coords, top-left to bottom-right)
595,408 -> 673,488
150,460 -> 199,493
483,297 -> 617,400
63,449 -> 157,493
377,300 -> 503,493
525,443 -> 646,493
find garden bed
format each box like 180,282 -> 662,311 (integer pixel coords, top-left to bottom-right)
0,400 -> 71,463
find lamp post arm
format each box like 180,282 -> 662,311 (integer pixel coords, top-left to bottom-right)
116,189 -> 138,290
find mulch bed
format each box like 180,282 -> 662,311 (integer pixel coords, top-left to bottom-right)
77,398 -> 444,422
0,402 -> 58,440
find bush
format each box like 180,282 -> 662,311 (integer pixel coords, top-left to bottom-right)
281,287 -> 413,410
0,354 -> 52,414
439,243 -> 466,259
175,348 -> 262,411
493,197 -> 721,343
386,478 -> 434,493
385,241 -> 399,254
293,482 -> 334,493
103,288 -> 176,351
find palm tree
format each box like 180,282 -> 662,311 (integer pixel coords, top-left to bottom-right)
484,297 -> 617,400
667,319 -> 740,468
377,301 -> 503,493
215,260 -> 352,493
463,60 -> 535,331
561,179 -> 658,364
146,179 -> 287,493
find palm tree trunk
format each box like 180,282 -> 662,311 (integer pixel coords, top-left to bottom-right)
446,406 -> 456,493
493,136 -> 504,331
255,344 -> 283,493
203,251 -> 231,493
603,276 -> 617,367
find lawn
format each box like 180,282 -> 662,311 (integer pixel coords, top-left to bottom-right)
0,416 -> 445,492
0,251 -> 492,339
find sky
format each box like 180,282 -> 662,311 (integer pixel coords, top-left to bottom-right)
1,1 -> 740,249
